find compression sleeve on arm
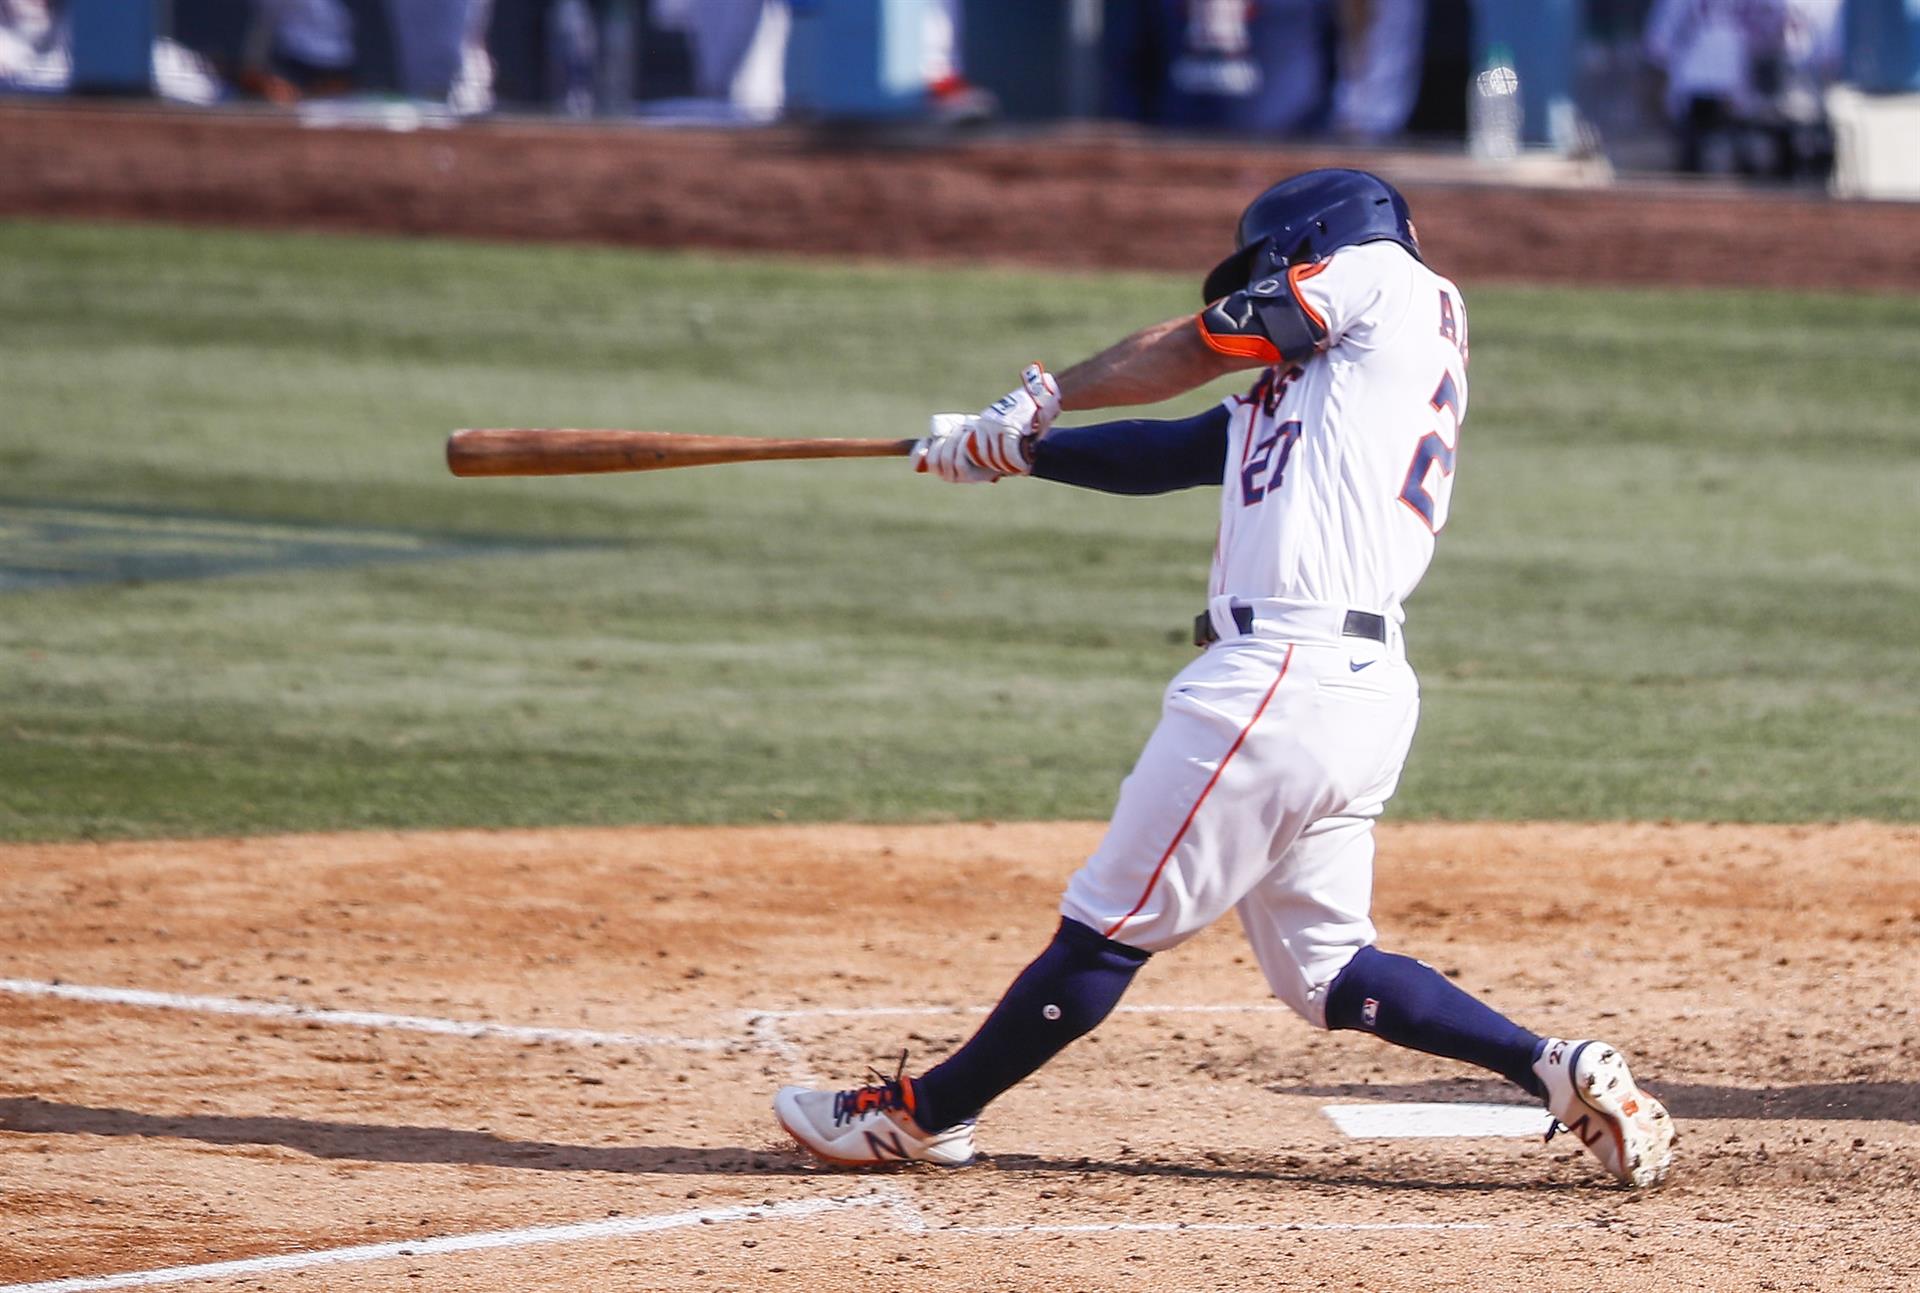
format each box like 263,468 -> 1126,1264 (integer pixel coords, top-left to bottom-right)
1029,403 -> 1230,495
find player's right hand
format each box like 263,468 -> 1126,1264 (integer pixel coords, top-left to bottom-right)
975,363 -> 1062,459
915,413 -> 1003,483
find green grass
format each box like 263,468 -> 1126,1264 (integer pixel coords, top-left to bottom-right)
1,220 -> 1914,839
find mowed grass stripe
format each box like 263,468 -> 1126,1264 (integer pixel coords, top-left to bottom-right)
1,221 -> 1914,838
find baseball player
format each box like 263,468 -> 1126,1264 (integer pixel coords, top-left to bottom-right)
773,169 -> 1676,1188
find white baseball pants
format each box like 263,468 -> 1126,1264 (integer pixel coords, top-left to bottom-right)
1060,600 -> 1419,1028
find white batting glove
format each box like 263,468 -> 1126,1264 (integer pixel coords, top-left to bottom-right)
987,362 -> 1062,445
912,363 -> 1062,484
915,413 -> 1002,483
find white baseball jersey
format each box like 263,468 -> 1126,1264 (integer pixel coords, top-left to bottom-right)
1208,241 -> 1469,623
1061,240 -> 1469,1021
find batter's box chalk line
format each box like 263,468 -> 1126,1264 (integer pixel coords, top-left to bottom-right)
0,977 -> 1296,1073
0,1185 -> 1784,1293
6,980 -> 1543,1138
0,1193 -> 896,1293
0,978 -> 735,1053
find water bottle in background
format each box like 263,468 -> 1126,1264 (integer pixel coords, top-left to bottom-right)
1468,43 -> 1522,161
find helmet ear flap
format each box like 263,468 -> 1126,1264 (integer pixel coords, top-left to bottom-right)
1200,241 -> 1264,304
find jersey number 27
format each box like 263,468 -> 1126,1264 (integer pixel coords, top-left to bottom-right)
1398,372 -> 1461,532
1240,420 -> 1302,507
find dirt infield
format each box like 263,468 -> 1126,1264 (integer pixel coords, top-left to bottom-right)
3,821 -> 1916,1291
4,103 -> 1919,292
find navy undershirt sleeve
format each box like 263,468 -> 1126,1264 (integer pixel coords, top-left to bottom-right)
1029,403 -> 1230,496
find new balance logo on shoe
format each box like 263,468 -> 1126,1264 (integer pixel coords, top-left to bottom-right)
1560,1113 -> 1605,1149
864,1129 -> 910,1160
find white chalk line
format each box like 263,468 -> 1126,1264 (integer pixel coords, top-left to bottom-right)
2,978 -> 1289,1070
872,1179 -> 933,1235
0,1194 -> 889,1293
0,1194 -> 1661,1293
0,979 -> 733,1053
746,1013 -> 817,1083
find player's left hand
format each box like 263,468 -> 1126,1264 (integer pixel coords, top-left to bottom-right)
915,413 -> 1003,483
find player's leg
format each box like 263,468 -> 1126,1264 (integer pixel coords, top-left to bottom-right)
908,915 -> 1148,1131
912,639 -> 1310,1130
1313,879 -> 1676,1182
1239,789 -> 1675,1184
1234,810 -> 1546,1094
775,639 -> 1307,1164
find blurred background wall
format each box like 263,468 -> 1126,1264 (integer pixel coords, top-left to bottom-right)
4,1 -> 1917,193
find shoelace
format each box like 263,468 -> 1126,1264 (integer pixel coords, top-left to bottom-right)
830,1050 -> 915,1127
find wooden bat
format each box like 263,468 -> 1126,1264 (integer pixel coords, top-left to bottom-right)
446,428 -> 920,478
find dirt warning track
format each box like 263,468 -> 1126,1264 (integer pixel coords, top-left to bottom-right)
4,105 -> 1920,293
2,821 -> 1916,1291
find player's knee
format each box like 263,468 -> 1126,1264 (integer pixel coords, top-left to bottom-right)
1274,941 -> 1369,1031
1057,916 -> 1152,967
1034,917 -> 1150,1036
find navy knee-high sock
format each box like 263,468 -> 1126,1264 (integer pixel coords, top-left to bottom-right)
1324,946 -> 1547,1099
912,917 -> 1149,1132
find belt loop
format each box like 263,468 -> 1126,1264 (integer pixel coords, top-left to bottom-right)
1205,596 -> 1234,645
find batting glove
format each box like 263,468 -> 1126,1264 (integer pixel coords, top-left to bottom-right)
989,362 -> 1062,444
912,363 -> 1062,484
915,412 -> 1002,484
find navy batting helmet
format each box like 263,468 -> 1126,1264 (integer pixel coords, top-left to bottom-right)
1201,169 -> 1421,303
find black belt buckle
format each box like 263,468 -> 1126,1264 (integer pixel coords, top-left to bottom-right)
1342,610 -> 1387,643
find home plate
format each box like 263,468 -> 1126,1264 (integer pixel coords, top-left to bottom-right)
1322,1103 -> 1548,1139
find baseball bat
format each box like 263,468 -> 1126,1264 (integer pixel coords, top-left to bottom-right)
446,428 -> 920,478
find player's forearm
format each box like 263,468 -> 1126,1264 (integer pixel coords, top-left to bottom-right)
1031,405 -> 1230,495
1054,315 -> 1263,412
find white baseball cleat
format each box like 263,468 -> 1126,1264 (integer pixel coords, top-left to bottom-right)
774,1062 -> 977,1169
1533,1038 -> 1676,1188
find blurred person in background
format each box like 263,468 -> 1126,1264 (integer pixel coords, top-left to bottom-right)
0,0 -> 53,46
655,0 -> 770,101
0,0 -> 58,90
1764,0 -> 1842,178
259,0 -> 356,97
1330,0 -> 1425,140
918,0 -> 997,121
650,0 -> 796,121
1643,0 -> 1841,177
488,0 -> 679,112
385,0 -> 481,100
172,0 -> 358,102
1107,0 -> 1337,134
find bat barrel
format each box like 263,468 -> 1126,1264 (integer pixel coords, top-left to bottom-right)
446,429 -> 918,477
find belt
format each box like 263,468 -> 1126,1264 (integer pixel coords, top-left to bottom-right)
1193,605 -> 1387,648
